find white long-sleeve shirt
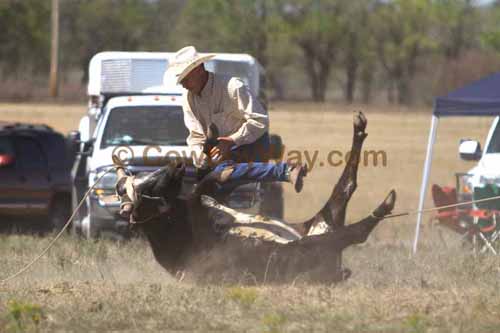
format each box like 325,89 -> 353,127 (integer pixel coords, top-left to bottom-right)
182,72 -> 268,167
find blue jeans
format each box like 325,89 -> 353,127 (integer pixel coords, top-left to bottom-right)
213,133 -> 288,183
213,160 -> 289,183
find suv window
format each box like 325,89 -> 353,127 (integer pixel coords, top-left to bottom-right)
14,137 -> 47,170
101,106 -> 189,148
0,136 -> 15,155
43,133 -> 70,170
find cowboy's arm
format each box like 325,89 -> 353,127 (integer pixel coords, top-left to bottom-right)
227,78 -> 269,147
183,97 -> 209,167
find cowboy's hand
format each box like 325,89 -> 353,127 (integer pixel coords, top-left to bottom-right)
209,137 -> 235,162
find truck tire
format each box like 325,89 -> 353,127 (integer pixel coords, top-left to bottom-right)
70,192 -> 87,237
71,216 -> 83,237
81,212 -> 103,239
48,195 -> 71,232
260,182 -> 284,219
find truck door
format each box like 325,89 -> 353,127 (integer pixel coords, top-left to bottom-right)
0,136 -> 22,216
13,136 -> 51,215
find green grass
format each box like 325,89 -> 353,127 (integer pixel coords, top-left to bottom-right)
1,103 -> 499,331
1,231 -> 499,332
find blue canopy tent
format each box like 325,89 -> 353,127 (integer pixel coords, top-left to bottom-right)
414,72 -> 500,253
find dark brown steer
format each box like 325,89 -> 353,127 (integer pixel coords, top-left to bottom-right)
117,112 -> 396,283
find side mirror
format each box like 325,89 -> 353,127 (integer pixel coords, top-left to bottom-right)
0,154 -> 15,167
78,116 -> 91,143
79,144 -> 94,157
67,130 -> 81,144
459,139 -> 482,161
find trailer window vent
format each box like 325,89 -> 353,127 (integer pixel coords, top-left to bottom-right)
101,59 -> 168,93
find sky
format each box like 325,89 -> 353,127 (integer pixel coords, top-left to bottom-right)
477,0 -> 495,5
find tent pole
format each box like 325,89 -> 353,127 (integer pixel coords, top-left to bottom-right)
413,114 -> 439,254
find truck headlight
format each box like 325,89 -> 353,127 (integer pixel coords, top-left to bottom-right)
93,169 -> 118,195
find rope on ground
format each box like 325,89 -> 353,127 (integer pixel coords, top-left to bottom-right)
0,167 -> 116,285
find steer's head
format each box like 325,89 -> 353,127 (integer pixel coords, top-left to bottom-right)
115,163 -> 185,224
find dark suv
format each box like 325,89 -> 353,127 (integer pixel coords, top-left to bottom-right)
0,122 -> 74,231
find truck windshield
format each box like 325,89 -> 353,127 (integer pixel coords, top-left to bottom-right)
487,121 -> 500,153
101,106 -> 189,148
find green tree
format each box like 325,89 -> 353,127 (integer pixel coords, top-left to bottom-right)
276,0 -> 346,102
60,0 -> 183,82
373,0 -> 436,105
434,0 -> 477,60
480,2 -> 500,53
338,0 -> 377,103
0,0 -> 51,76
431,0 -> 481,95
175,0 -> 285,98
175,1 -> 268,60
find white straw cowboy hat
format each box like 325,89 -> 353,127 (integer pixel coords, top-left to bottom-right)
165,46 -> 215,85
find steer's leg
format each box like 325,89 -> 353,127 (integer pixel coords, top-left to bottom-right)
300,112 -> 367,277
275,190 -> 396,283
297,191 -> 396,250
318,111 -> 367,230
330,190 -> 396,250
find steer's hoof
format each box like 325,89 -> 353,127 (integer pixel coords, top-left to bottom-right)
353,111 -> 367,136
372,190 -> 396,218
119,201 -> 134,220
342,268 -> 352,281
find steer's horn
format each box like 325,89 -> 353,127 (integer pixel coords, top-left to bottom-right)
135,167 -> 166,194
174,162 -> 186,178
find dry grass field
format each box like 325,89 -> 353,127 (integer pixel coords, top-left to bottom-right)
1,102 -> 500,332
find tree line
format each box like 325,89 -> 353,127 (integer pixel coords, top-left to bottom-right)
1,0 -> 500,104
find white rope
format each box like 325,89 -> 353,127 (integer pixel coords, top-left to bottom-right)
0,167 -> 116,285
382,194 -> 500,220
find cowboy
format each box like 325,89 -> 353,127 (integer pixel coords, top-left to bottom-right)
164,46 -> 307,192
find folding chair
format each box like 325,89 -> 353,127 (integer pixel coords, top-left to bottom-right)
471,184 -> 500,254
431,184 -> 468,234
431,184 -> 499,254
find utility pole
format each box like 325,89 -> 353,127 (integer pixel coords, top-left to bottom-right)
49,0 -> 59,98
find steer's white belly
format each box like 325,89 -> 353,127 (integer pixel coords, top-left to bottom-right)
201,195 -> 327,244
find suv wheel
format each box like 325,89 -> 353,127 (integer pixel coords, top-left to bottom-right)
48,196 -> 71,232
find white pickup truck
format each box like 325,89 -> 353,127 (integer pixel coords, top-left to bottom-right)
458,117 -> 500,204
70,52 -> 283,238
